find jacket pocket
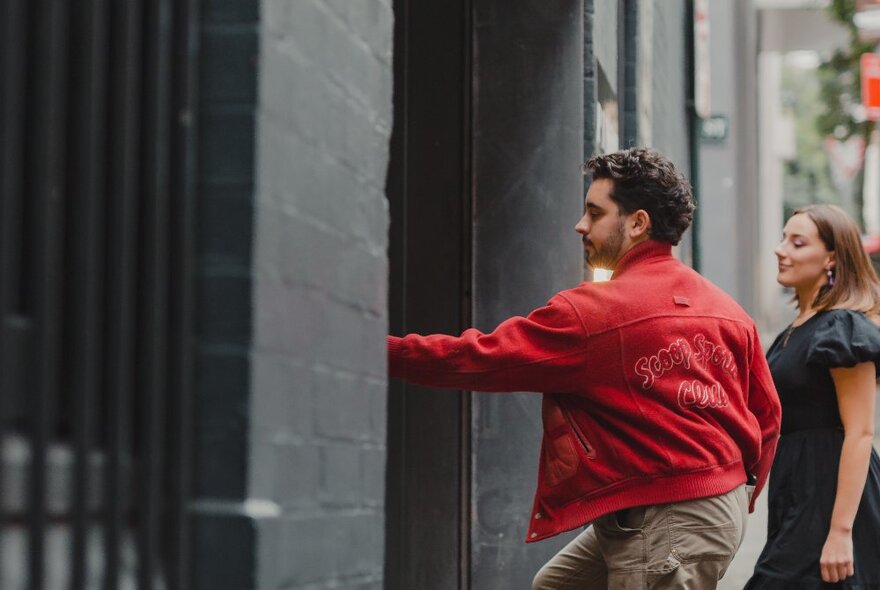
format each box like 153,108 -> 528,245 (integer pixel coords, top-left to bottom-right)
561,404 -> 597,460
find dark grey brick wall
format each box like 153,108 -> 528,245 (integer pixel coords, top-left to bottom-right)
193,0 -> 258,500
251,0 -> 393,588
191,0 -> 260,587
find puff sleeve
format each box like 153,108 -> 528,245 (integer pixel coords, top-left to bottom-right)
806,309 -> 880,370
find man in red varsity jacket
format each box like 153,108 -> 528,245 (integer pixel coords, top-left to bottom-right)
388,148 -> 781,589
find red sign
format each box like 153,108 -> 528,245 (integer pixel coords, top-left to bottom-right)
862,53 -> 880,120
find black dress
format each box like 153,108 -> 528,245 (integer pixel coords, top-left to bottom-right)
745,309 -> 880,589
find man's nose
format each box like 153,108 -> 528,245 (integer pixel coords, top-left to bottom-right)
575,216 -> 588,234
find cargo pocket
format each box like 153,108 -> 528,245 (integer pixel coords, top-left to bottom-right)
671,522 -> 738,563
613,557 -> 703,590
669,493 -> 741,562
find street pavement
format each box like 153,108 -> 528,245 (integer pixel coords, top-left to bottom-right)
718,483 -> 767,588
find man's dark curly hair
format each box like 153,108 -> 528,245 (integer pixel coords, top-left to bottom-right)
585,148 -> 695,245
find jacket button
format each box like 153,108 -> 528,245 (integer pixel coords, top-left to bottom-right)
534,512 -> 542,520
530,532 -> 538,539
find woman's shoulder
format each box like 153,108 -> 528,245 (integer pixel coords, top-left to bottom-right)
807,307 -> 880,368
821,307 -> 880,326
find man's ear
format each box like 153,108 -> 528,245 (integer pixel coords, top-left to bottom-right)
629,210 -> 651,239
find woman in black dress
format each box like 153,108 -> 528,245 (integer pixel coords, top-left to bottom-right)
746,204 -> 880,589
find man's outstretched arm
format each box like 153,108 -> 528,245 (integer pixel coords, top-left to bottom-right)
389,294 -> 588,394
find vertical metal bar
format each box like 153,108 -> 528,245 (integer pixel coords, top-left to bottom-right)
166,0 -> 198,587
68,0 -> 109,587
1,0 -> 28,316
685,0 -> 701,271
1,0 -> 30,478
0,2 -> 29,585
138,0 -> 172,587
103,1 -> 143,587
26,1 -> 70,588
0,4 -> 33,587
583,0 -> 597,182
619,0 -> 639,148
1,0 -> 32,447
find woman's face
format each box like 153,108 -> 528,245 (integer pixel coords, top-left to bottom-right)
775,213 -> 834,291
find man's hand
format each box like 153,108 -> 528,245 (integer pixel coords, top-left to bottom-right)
819,529 -> 854,583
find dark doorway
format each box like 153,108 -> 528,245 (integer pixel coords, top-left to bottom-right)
384,0 -> 473,587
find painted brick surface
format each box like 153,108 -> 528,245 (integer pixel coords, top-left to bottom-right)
252,1 -> 393,589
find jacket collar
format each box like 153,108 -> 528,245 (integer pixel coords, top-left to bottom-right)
610,239 -> 673,279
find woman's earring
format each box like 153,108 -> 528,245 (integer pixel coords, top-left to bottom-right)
827,268 -> 835,287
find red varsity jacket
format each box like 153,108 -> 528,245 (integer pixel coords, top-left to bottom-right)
388,240 -> 781,542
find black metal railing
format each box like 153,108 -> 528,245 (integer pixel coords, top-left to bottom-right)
0,1 -> 198,588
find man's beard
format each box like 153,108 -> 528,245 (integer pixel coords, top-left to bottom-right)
585,220 -> 625,270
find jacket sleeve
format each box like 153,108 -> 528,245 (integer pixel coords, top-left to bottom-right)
744,326 -> 782,512
387,294 -> 588,393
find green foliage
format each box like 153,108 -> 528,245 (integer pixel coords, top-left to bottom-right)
828,0 -> 859,31
818,0 -> 876,139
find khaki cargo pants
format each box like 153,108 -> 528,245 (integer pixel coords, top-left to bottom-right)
533,485 -> 752,590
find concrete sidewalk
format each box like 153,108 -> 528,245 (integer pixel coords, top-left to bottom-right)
719,487 -> 767,588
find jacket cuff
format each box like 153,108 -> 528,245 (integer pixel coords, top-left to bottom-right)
387,336 -> 404,377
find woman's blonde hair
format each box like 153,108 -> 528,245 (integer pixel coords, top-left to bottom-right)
795,204 -> 880,315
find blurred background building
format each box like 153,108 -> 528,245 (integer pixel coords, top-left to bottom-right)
0,0 -> 877,588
